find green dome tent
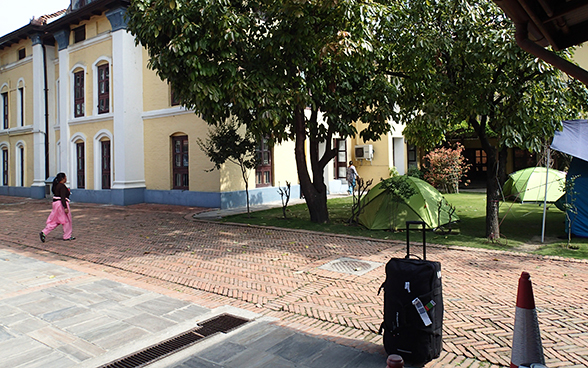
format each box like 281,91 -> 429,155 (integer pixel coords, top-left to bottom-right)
358,176 -> 459,230
502,167 -> 566,203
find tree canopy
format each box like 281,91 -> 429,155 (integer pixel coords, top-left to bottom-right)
126,0 -> 402,223
394,0 -> 588,238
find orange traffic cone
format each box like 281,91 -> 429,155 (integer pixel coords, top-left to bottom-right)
510,271 -> 545,368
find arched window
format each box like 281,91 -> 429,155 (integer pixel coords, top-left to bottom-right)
15,141 -> 24,186
1,143 -> 8,186
1,83 -> 8,130
76,140 -> 85,188
16,79 -> 25,127
171,134 -> 188,190
71,65 -> 86,118
70,133 -> 86,189
94,130 -> 113,190
93,58 -> 111,115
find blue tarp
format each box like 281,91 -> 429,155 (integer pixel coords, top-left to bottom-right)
566,158 -> 588,237
551,120 -> 588,237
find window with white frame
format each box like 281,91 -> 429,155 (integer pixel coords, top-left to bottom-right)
172,135 -> 189,190
256,137 -> 272,188
98,64 -> 109,114
1,147 -> 7,185
1,90 -> 8,129
93,131 -> 112,190
17,80 -> 24,127
101,140 -> 111,189
74,70 -> 85,117
16,143 -> 24,186
76,141 -> 85,188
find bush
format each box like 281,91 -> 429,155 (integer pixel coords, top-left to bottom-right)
423,143 -> 470,193
407,166 -> 424,179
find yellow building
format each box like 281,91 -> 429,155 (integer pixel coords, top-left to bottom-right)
0,0 -> 414,208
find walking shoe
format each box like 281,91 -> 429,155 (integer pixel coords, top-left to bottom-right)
63,236 -> 76,241
39,232 -> 45,243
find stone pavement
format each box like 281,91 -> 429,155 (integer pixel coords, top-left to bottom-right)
1,195 -> 588,367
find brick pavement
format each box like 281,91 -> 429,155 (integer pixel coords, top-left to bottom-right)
1,196 -> 588,367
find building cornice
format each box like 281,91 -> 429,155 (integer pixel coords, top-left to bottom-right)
142,107 -> 194,120
68,113 -> 114,126
67,32 -> 111,54
0,126 -> 34,136
0,56 -> 33,72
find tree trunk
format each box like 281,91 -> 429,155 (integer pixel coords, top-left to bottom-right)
485,152 -> 501,240
293,107 -> 330,223
239,162 -> 250,215
471,115 -> 501,239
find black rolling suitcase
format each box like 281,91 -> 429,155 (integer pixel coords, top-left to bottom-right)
378,221 -> 443,367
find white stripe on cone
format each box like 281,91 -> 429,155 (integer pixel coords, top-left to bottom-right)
510,272 -> 545,368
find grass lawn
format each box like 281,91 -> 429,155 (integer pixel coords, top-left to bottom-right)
221,192 -> 588,259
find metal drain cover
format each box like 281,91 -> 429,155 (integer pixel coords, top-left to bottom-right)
98,314 -> 249,368
318,257 -> 383,276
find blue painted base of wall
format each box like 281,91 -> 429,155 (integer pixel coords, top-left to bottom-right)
70,189 -> 113,204
30,186 -> 46,199
0,186 -> 32,197
145,190 -> 221,208
1,185 -> 302,210
111,188 -> 145,206
220,184 -> 301,209
70,188 -> 146,206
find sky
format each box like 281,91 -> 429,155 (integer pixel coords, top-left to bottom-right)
0,0 -> 70,37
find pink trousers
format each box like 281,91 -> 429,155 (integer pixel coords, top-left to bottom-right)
42,201 -> 72,239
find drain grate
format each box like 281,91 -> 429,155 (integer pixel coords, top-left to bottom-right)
99,313 -> 249,368
318,257 -> 383,276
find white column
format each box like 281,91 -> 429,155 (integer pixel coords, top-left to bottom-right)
31,34 -> 46,191
45,45 -> 57,177
54,30 -> 71,180
107,7 -> 145,193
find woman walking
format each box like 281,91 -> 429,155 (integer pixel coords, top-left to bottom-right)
40,173 -> 75,242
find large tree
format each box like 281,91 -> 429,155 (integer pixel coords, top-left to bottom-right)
393,0 -> 588,239
126,0 -> 400,223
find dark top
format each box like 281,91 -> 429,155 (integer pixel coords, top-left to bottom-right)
52,182 -> 70,208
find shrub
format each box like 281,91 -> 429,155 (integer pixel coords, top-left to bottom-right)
423,143 -> 470,193
407,166 -> 424,179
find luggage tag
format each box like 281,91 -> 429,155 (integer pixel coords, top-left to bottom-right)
412,298 -> 432,326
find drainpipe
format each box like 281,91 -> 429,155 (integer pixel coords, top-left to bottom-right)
514,22 -> 588,86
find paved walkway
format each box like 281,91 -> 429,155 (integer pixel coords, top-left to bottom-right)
1,195 -> 587,367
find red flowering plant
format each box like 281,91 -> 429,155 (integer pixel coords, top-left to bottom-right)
423,143 -> 471,193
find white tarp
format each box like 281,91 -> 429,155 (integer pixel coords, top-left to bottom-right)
550,119 -> 588,162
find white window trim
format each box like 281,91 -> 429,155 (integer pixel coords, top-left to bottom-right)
15,141 -> 24,187
92,57 -> 112,116
70,133 -> 87,189
55,79 -> 60,126
16,78 -> 25,127
93,129 -> 113,190
0,142 -> 8,186
1,83 -> 8,130
70,64 -> 87,120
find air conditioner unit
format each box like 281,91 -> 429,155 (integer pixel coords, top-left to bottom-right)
355,144 -> 373,160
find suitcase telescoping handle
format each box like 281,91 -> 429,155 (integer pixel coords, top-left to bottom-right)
405,220 -> 426,260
